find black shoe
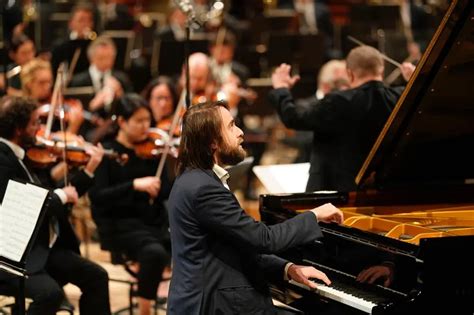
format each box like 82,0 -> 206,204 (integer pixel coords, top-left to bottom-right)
59,297 -> 75,313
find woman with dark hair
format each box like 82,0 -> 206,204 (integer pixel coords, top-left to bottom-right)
141,76 -> 178,127
88,93 -> 172,315
1,34 -> 36,95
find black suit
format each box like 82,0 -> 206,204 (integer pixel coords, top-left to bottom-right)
279,0 -> 334,37
69,69 -> 133,97
269,81 -> 404,192
168,168 -> 323,314
0,142 -> 110,315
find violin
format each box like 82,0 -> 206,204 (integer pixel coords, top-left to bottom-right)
156,118 -> 181,137
134,128 -> 180,159
27,134 -> 128,168
37,99 -> 104,127
191,90 -> 218,106
156,106 -> 185,137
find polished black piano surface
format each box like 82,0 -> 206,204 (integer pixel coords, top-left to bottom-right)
260,1 -> 474,314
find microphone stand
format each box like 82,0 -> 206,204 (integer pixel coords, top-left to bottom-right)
153,11 -> 194,182
184,22 -> 191,108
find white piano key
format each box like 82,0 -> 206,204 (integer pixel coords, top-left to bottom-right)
289,280 -> 377,314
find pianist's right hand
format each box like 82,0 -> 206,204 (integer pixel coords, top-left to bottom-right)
310,203 -> 344,224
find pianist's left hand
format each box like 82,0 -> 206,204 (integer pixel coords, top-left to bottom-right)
288,264 -> 331,289
356,264 -> 394,287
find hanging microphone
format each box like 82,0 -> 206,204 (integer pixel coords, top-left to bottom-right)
207,0 -> 224,21
175,0 -> 195,19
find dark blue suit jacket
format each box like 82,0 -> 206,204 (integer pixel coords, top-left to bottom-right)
168,168 -> 323,314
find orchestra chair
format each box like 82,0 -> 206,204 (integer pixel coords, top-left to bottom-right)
107,250 -> 169,315
0,287 -> 74,315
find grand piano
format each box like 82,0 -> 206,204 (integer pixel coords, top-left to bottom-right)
260,1 -> 474,314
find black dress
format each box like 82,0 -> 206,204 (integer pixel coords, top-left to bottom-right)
89,139 -> 172,299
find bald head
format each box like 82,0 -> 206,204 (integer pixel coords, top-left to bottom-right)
346,46 -> 384,84
317,60 -> 349,95
187,52 -> 211,93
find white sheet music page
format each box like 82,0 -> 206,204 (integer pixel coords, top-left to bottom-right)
253,163 -> 310,194
0,180 -> 48,262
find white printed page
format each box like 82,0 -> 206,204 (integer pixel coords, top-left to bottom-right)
0,180 -> 48,262
253,163 -> 310,194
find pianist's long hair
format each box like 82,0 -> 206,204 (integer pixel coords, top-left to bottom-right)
177,101 -> 228,175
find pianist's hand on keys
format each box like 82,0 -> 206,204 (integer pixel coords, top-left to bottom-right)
311,203 -> 344,224
287,264 -> 331,289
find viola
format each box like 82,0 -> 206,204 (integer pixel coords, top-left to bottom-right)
27,134 -> 128,168
134,128 -> 180,159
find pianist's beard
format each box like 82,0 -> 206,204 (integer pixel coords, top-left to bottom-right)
218,139 -> 247,166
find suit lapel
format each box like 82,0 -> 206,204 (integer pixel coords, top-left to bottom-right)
0,142 -> 37,183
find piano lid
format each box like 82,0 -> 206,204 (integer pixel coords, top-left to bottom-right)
357,0 -> 474,190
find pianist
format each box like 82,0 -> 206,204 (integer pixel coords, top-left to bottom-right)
167,101 -> 344,314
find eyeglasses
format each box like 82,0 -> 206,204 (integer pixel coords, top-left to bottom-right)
153,96 -> 172,102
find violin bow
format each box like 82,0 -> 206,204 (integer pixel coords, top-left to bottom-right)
213,26 -> 227,86
57,66 -> 71,186
66,47 -> 81,87
44,63 -> 66,139
154,98 -> 184,179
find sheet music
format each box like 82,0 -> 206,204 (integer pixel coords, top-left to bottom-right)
253,163 -> 310,194
0,180 -> 48,262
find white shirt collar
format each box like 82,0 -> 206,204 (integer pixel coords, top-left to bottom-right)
316,89 -> 325,100
212,164 -> 230,190
0,137 -> 25,160
89,65 -> 111,92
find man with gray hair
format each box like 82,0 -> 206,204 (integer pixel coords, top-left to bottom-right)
269,45 -> 415,192
69,36 -> 132,113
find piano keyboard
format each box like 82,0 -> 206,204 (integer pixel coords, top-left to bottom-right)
288,260 -> 407,314
289,280 -> 377,313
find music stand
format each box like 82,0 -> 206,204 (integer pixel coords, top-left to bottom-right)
297,34 -> 325,74
0,180 -> 50,315
263,9 -> 298,33
266,32 -> 299,68
349,5 -> 401,35
64,86 -> 95,111
154,39 -> 209,77
102,30 -> 135,71
240,78 -> 275,117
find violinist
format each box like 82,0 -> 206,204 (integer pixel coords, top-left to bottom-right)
20,58 -> 85,135
141,76 -> 179,133
69,35 -> 132,115
178,52 -> 217,107
0,96 -> 111,315
89,94 -> 172,315
0,33 -> 36,96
